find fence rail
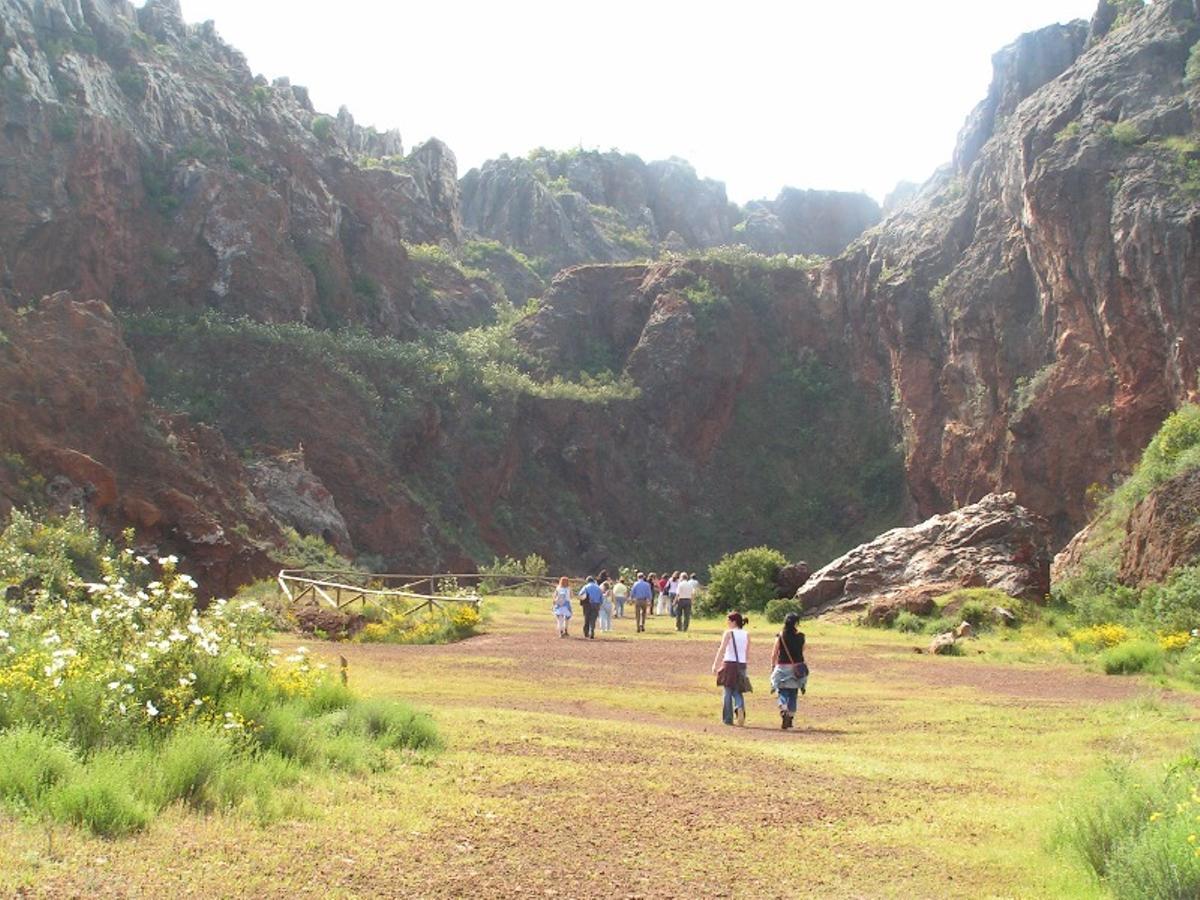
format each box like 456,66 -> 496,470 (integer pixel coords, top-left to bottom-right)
277,570 -> 485,617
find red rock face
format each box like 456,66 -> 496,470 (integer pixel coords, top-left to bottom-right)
1119,467 -> 1200,586
0,294 -> 278,596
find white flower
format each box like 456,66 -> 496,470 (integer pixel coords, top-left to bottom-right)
157,555 -> 178,566
90,608 -> 101,624
145,701 -> 159,717
123,663 -> 136,674
85,583 -> 106,594
118,702 -> 127,714
192,698 -> 203,707
136,556 -> 150,566
123,548 -> 135,556
0,629 -> 8,640
107,681 -> 121,690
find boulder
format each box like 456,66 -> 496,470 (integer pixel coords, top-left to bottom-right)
774,561 -> 811,598
993,606 -> 1018,627
929,632 -> 958,655
954,621 -> 973,639
795,493 -> 1052,619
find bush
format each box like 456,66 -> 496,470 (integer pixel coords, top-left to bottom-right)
765,598 -> 802,624
48,753 -> 151,838
0,727 -> 76,808
0,511 -> 442,835
1061,754 -> 1200,896
894,611 -> 925,633
924,615 -> 958,635
310,115 -> 334,141
1100,640 -> 1164,675
957,599 -> 993,630
1070,623 -> 1132,652
706,547 -> 787,614
1139,565 -> 1200,633
357,604 -> 482,645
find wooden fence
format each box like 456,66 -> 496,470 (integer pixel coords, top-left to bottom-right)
276,570 -> 570,617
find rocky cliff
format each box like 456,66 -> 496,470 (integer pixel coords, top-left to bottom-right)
2,0 -> 1200,590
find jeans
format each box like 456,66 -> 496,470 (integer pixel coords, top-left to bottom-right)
582,603 -> 600,638
778,687 -> 798,713
615,597 -> 625,618
599,604 -> 612,632
722,668 -> 746,724
675,600 -> 692,632
635,601 -> 649,631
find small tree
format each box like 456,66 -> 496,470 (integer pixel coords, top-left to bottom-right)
705,546 -> 788,614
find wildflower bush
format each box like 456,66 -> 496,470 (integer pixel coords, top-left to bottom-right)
1060,752 -> 1200,898
1070,623 -> 1132,652
0,511 -> 440,836
358,604 -> 482,645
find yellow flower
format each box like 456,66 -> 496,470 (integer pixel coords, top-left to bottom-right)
1189,834 -> 1197,844
1150,812 -> 1163,822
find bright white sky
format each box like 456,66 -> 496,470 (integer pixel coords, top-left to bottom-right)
175,0 -> 1098,203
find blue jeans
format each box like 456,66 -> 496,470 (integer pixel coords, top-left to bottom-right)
599,605 -> 612,631
778,687 -> 798,713
722,665 -> 746,724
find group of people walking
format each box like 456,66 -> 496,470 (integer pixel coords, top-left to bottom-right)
551,573 -> 810,731
551,570 -> 701,639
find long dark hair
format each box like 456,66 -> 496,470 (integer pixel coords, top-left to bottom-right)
782,612 -> 800,638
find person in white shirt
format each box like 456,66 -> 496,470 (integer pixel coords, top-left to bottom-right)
674,572 -> 697,632
711,611 -> 750,725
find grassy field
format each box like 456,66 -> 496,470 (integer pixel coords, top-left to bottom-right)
2,597 -> 1197,898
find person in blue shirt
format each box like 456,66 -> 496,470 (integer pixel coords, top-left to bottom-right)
578,576 -> 605,639
630,573 -> 653,633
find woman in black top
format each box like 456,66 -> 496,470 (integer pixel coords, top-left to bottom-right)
769,612 -> 808,730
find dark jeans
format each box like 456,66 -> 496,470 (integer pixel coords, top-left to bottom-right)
675,599 -> 692,632
582,603 -> 600,638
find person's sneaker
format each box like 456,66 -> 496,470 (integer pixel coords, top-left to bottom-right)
735,706 -> 746,727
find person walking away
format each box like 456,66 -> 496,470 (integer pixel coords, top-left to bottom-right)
712,611 -> 750,726
770,612 -> 808,729
667,571 -> 680,618
655,573 -> 670,616
613,577 -> 629,619
630,573 -> 653,632
552,576 -> 572,638
600,579 -> 615,633
578,576 -> 604,639
675,572 -> 697,632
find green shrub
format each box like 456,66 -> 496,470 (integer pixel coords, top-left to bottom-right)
765,597 -> 802,623
705,547 -> 788,613
0,727 -> 76,808
1188,41 -> 1200,86
1099,639 -> 1164,675
957,599 -> 993,631
152,726 -> 238,811
343,699 -> 441,752
310,115 -> 334,141
1060,753 -> 1200,895
924,616 -> 957,635
48,753 -> 151,838
894,611 -> 925,633
1139,565 -> 1200,633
